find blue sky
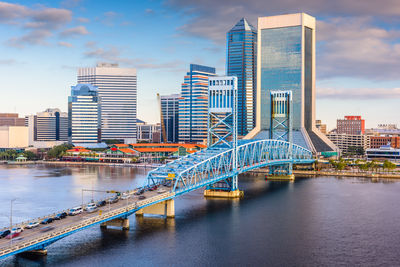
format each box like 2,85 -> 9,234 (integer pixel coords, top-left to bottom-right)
1,0 -> 400,130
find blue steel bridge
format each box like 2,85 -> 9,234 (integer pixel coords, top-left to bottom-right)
0,139 -> 313,260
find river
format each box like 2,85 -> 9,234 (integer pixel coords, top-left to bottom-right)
0,164 -> 399,266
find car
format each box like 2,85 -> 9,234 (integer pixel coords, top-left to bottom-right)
11,227 -> 24,233
5,232 -> 20,239
25,222 -> 39,229
69,206 -> 83,216
41,218 -> 53,224
85,203 -> 97,213
157,188 -> 167,194
97,200 -> 106,207
138,195 -> 146,200
0,230 -> 11,239
107,196 -> 119,204
54,212 -> 67,220
121,193 -> 130,200
40,226 -> 55,232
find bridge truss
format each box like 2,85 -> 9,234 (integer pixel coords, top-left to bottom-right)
146,139 -> 314,195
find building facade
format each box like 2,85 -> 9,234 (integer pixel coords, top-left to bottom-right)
337,116 -> 365,135
25,108 -> 68,142
316,120 -> 327,134
0,126 -> 28,148
227,18 -> 257,136
136,120 -> 161,143
327,133 -> 369,155
366,146 -> 400,162
179,64 -> 216,143
246,13 -> 337,154
160,94 -> 180,143
369,136 -> 400,149
0,113 -> 25,126
68,84 -> 100,144
78,63 -> 137,143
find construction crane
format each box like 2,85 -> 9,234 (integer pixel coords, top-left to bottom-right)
157,93 -> 167,143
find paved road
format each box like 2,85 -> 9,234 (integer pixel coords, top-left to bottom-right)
0,188 -> 165,250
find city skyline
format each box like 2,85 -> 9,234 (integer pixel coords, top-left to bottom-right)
0,1 -> 400,130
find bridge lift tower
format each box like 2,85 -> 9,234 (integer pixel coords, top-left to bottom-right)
204,76 -> 243,198
268,90 -> 294,179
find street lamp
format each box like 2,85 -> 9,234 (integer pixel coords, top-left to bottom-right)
9,198 -> 17,246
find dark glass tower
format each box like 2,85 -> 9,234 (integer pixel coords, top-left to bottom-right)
227,18 -> 257,136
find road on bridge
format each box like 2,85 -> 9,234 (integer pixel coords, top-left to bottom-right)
0,188 -> 163,251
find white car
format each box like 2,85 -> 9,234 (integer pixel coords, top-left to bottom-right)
11,227 -> 24,233
25,222 -> 39,229
157,188 -> 167,194
85,203 -> 97,213
69,206 -> 83,216
121,193 -> 130,200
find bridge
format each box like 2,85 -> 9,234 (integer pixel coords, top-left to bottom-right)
0,139 -> 313,260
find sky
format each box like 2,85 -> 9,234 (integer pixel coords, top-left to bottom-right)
0,0 -> 400,131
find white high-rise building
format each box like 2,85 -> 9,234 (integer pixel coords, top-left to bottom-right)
78,63 -> 137,143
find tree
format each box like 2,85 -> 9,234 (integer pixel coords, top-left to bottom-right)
383,160 -> 396,172
23,151 -> 37,160
47,144 -> 73,159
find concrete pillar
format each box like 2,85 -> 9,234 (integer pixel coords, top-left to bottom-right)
135,199 -> 175,218
24,249 -> 48,256
265,174 -> 295,181
100,218 -> 130,230
203,189 -> 244,198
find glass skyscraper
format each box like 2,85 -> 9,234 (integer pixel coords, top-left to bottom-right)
227,18 -> 257,136
247,13 -> 337,153
160,94 -> 180,143
68,84 -> 100,144
78,63 -> 137,143
179,64 -> 216,143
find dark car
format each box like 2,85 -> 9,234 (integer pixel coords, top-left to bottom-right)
54,212 -> 67,220
41,218 -> 53,224
97,200 -> 106,207
0,230 -> 11,239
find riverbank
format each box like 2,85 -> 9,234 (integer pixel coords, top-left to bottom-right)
1,160 -> 160,169
293,170 -> 400,179
247,168 -> 400,179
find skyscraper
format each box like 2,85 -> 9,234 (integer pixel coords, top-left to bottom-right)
68,84 -> 100,144
77,63 -> 137,143
246,13 -> 337,153
179,64 -> 216,143
160,94 -> 180,143
25,108 -> 68,144
227,18 -> 257,136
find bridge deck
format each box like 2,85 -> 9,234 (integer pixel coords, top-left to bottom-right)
0,188 -> 175,259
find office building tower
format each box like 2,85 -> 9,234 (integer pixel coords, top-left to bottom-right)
160,94 -> 180,143
179,64 -> 216,143
25,108 -> 68,143
246,13 -> 337,154
337,116 -> 365,135
227,18 -> 257,136
78,63 -> 137,143
316,120 -> 327,134
68,84 -> 100,144
0,113 -> 25,126
136,119 -> 161,143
